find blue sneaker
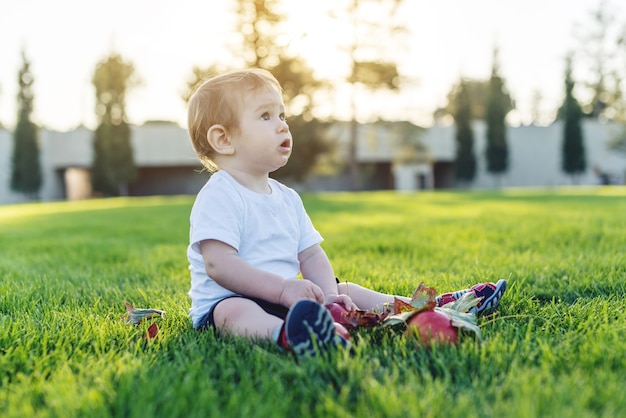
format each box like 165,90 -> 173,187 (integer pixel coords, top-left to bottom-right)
436,279 -> 507,316
282,300 -> 349,357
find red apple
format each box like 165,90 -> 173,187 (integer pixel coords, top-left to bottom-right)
407,309 -> 458,345
334,322 -> 351,341
325,302 -> 349,324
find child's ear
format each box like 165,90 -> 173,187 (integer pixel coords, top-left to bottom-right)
207,125 -> 234,155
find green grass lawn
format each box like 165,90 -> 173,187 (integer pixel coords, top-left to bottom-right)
1,188 -> 625,418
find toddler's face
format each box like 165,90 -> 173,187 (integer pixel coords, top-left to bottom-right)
229,87 -> 292,175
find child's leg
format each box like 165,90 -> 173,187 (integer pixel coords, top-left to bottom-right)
213,297 -> 350,356
337,281 -> 410,312
338,279 -> 507,316
212,297 -> 283,339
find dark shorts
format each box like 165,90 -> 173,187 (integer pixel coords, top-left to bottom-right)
195,296 -> 289,330
195,278 -> 341,331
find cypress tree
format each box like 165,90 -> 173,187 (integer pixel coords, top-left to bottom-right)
453,79 -> 476,185
559,54 -> 586,180
485,49 -> 509,182
10,50 -> 41,198
91,53 -> 137,196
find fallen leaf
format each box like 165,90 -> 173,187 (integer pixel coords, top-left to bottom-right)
123,301 -> 165,325
393,297 -> 415,314
408,283 -> 437,311
143,323 -> 159,340
442,291 -> 481,314
342,309 -> 391,329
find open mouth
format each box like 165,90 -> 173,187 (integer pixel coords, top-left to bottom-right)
280,138 -> 291,150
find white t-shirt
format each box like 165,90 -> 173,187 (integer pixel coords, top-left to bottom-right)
187,170 -> 323,327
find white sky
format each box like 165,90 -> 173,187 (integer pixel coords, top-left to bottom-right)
0,0 -> 623,132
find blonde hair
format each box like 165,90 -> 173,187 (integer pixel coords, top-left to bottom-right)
187,68 -> 283,172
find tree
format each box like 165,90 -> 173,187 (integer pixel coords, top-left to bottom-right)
10,49 -> 41,198
236,0 -> 283,69
559,54 -> 586,181
91,53 -> 138,196
575,0 -> 624,120
606,7 -> 626,153
485,48 -> 510,184
331,0 -> 405,190
183,0 -> 334,183
273,115 -> 334,183
442,79 -> 488,120
451,79 -> 476,186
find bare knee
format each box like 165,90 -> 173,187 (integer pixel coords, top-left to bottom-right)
213,298 -> 282,338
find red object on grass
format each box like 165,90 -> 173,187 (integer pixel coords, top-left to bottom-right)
325,303 -> 349,324
407,309 -> 458,345
143,323 -> 159,340
325,303 -> 351,340
334,322 -> 351,341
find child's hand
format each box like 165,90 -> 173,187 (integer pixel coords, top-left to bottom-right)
279,280 -> 325,307
324,294 -> 358,311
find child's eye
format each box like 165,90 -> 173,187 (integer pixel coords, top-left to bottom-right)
279,113 -> 286,122
260,112 -> 270,121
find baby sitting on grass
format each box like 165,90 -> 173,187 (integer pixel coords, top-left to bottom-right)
185,68 -> 506,357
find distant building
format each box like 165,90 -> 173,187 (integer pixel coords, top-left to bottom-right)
1,120 -> 625,205
309,119 -> 626,191
0,122 -> 207,205
415,120 -> 626,190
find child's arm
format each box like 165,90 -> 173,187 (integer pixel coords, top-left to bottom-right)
200,239 -> 325,307
299,244 -> 358,310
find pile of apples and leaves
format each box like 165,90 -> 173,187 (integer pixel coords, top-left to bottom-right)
326,283 -> 482,345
